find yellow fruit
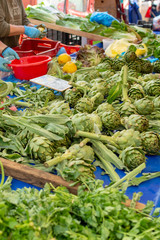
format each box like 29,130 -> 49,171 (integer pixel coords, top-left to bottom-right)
63,61 -> 77,73
136,44 -> 148,57
58,53 -> 71,64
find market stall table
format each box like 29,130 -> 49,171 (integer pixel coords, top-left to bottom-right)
29,19 -> 114,42
0,74 -> 160,210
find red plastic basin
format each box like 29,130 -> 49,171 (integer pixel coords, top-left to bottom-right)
9,55 -> 51,80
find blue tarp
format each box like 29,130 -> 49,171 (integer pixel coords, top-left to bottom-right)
0,74 -> 160,210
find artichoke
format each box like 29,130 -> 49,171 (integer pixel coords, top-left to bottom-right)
152,60 -> 160,73
17,128 -> 34,148
28,136 -> 55,162
75,97 -> 93,113
69,144 -> 95,160
117,101 -> 137,117
49,100 -> 73,116
56,157 -> 96,182
134,98 -> 154,115
127,60 -> 142,73
124,51 -> 138,63
140,59 -> 153,74
96,62 -> 112,71
128,84 -> 145,100
112,59 -> 125,71
89,82 -> 107,95
36,100 -> 72,116
120,146 -> 146,170
101,110 -> 121,130
72,113 -> 94,132
112,129 -> 142,150
122,114 -> 149,132
55,144 -> 95,182
143,79 -> 160,96
138,73 -> 160,82
140,131 -> 160,155
153,96 -> 160,109
64,88 -> 83,107
99,70 -> 115,79
96,102 -> 114,115
89,113 -> 102,131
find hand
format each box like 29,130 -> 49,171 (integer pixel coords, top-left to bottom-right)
2,47 -> 20,59
0,57 -> 11,72
35,24 -> 47,38
24,26 -> 42,38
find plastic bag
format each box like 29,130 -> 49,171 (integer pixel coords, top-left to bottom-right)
90,12 -> 118,27
153,15 -> 160,31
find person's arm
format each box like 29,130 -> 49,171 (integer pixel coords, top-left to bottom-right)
0,41 -> 8,54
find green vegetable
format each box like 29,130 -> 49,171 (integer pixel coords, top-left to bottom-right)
26,5 -> 59,23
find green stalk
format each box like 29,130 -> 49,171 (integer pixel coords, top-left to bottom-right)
108,163 -> 146,189
14,101 -> 33,108
94,149 -> 120,182
2,114 -> 62,141
79,138 -> 90,147
44,152 -> 73,168
128,76 -> 141,84
76,131 -> 119,149
128,172 -> 160,186
126,24 -> 142,42
0,160 -> 5,187
91,140 -> 124,169
122,65 -> 130,102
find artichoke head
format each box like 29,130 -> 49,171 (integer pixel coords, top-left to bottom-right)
75,97 -> 93,113
101,110 -> 121,130
96,102 -> 114,116
118,101 -> 137,117
112,59 -> 125,71
143,79 -> 160,96
120,147 -> 146,170
134,98 -> 154,115
152,60 -> 160,73
128,84 -> 145,100
72,113 -> 94,132
64,88 -> 83,107
28,136 -> 55,162
153,96 -> 160,110
49,100 -> 72,116
112,129 -> 142,150
124,51 -> 138,63
140,60 -> 153,74
17,128 -> 34,148
122,114 -> 149,132
140,131 -> 160,155
89,113 -> 103,131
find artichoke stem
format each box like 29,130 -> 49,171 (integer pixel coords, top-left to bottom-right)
76,131 -> 119,148
14,101 -> 33,108
44,152 -> 73,168
122,65 -> 130,102
79,138 -> 90,147
94,149 -> 120,182
108,163 -> 146,189
128,76 -> 141,84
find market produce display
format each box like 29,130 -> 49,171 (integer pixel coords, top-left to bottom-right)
0,44 -> 159,188
0,18 -> 160,238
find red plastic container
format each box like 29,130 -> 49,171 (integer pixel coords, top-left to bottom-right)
13,39 -> 60,58
9,55 -> 51,80
59,43 -> 80,55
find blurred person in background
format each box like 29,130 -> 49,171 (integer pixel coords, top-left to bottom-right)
0,0 -> 46,48
128,0 -> 142,24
